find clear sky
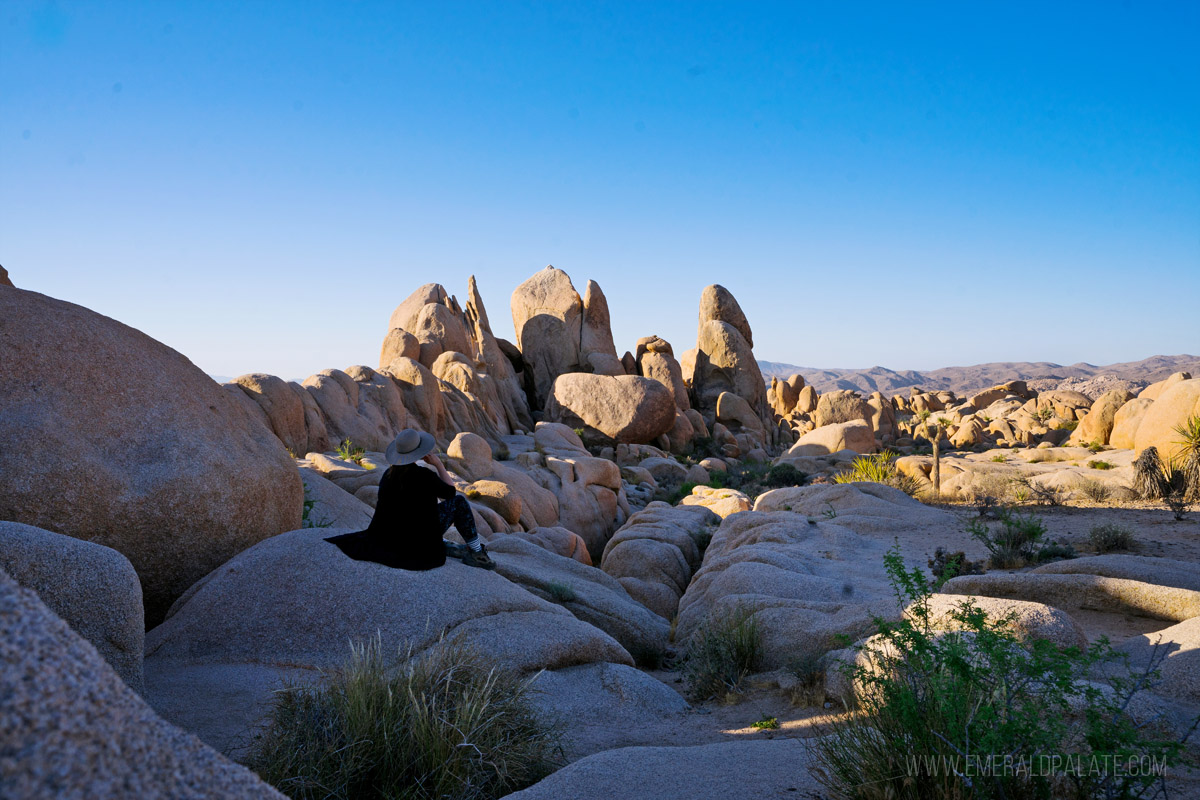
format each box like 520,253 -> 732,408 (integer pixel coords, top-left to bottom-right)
3,1 -> 1198,380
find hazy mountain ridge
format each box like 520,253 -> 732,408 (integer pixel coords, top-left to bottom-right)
758,355 -> 1200,397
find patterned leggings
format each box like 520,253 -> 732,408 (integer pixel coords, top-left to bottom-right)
437,494 -> 480,544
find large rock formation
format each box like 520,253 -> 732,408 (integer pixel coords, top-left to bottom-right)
1,570 -> 284,799
1068,388 -> 1136,446
0,286 -> 302,623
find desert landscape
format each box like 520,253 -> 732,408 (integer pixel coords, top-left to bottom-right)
4,4 -> 1199,799
3,260 -> 1200,799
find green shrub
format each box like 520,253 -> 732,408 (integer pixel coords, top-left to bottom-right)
967,508 -> 1049,569
1089,523 -> 1137,553
300,486 -> 330,529
926,547 -> 985,588
785,652 -> 826,707
1054,420 -> 1079,432
762,463 -> 807,488
1087,441 -> 1105,454
1088,459 -> 1115,470
683,605 -> 762,701
1078,479 -> 1112,503
811,547 -> 1195,800
543,581 -> 576,604
751,715 -> 779,730
250,636 -> 561,800
990,453 -> 1007,463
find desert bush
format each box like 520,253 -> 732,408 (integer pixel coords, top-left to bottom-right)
1078,479 -> 1112,503
336,437 -> 366,465
967,474 -> 1016,506
967,508 -> 1051,569
762,463 -> 806,488
250,636 -> 561,800
1089,523 -> 1137,553
811,547 -> 1195,800
991,453 -> 1007,463
785,652 -> 826,707
683,604 -> 762,701
1087,441 -> 1105,454
1133,447 -> 1170,500
1011,475 -> 1064,506
1088,459 -> 1115,470
926,547 -> 985,588
543,581 -> 576,604
751,715 -> 780,730
833,452 -> 923,498
1055,420 -> 1079,432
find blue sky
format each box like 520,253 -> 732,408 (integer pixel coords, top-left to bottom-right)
3,1 -> 1198,380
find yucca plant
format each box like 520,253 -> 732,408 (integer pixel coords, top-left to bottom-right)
833,452 -> 923,497
1133,446 -> 1170,500
1174,415 -> 1200,502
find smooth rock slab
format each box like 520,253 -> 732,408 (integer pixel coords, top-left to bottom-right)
500,739 -> 820,800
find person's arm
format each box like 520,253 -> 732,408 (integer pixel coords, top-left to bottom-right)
422,452 -> 458,499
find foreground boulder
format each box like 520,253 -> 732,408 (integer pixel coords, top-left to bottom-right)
0,521 -> 145,692
1133,378 -> 1200,462
544,373 -> 676,443
500,739 -> 819,800
0,570 -> 284,799
148,528 -> 632,673
0,287 -> 302,623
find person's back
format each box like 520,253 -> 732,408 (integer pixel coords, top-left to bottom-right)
325,428 -> 494,571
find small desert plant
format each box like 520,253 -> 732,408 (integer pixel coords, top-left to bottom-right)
1034,406 -> 1054,423
785,652 -> 826,707
1011,475 -> 1064,506
300,486 -> 330,529
1054,420 -> 1079,432
810,547 -> 1196,800
571,427 -> 586,439
1078,478 -> 1112,503
833,452 -> 923,498
966,507 -> 1049,568
1087,441 -> 1105,454
683,604 -> 762,701
751,715 -> 780,730
1088,459 -> 1115,470
1089,523 -> 1137,553
543,581 -> 576,604
250,636 -> 561,800
336,437 -> 366,465
990,453 -> 1007,463
926,547 -> 985,588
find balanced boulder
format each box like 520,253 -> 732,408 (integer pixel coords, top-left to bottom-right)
545,373 -> 676,444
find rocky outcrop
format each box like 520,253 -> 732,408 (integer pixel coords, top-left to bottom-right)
815,389 -> 871,428
1110,397 -> 1155,450
0,286 -> 302,623
687,286 -> 769,442
600,503 -> 719,620
545,373 -> 676,444
0,521 -> 145,692
1068,388 -> 1136,446
1133,378 -> 1200,462
1,570 -> 284,799
783,420 -> 874,457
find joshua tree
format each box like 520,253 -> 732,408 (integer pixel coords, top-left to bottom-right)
1174,415 -> 1200,503
917,410 -> 952,500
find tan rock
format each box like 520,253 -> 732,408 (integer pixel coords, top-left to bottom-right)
465,480 -> 521,525
815,389 -> 870,428
511,265 -> 584,408
378,327 -> 420,369
715,390 -> 765,434
1140,371 -> 1192,402
510,526 -> 593,566
0,287 -> 302,624
1109,397 -> 1154,449
786,420 -> 874,456
545,373 -> 676,444
638,347 -> 690,410
698,284 -> 754,347
1133,378 -> 1200,462
231,373 -> 309,456
680,485 -> 751,518
1069,388 -> 1136,446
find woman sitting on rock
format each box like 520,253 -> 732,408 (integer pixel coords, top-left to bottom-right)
326,429 -> 495,570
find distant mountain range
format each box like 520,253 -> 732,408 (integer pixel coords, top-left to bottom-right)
757,355 -> 1200,398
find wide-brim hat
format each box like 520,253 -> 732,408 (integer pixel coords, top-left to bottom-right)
385,429 -> 437,466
